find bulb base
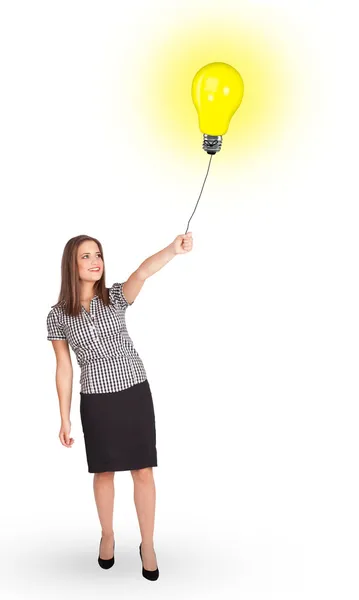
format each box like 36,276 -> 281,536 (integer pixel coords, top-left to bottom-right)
203,134 -> 222,154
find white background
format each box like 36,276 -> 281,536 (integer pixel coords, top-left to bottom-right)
0,0 -> 358,598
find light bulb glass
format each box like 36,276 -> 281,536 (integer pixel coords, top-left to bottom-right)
191,62 -> 244,153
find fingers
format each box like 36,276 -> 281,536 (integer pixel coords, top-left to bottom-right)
59,431 -> 74,447
182,234 -> 193,251
182,233 -> 193,244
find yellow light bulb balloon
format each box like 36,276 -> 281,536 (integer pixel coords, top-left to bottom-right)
191,62 -> 244,154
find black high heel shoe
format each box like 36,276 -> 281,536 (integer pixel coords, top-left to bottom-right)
98,536 -> 115,569
139,542 -> 159,580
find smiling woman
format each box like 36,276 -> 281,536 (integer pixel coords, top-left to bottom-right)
46,232 -> 159,573
46,230 -> 191,577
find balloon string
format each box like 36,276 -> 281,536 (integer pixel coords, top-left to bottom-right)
185,154 -> 213,234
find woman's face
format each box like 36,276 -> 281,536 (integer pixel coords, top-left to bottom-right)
77,240 -> 104,283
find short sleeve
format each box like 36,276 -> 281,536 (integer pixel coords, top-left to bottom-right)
108,282 -> 133,309
47,308 -> 66,340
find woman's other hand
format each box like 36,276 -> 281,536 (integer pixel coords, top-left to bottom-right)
59,420 -> 75,447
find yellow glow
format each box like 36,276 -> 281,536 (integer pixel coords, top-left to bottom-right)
127,18 -> 297,161
192,62 -> 244,136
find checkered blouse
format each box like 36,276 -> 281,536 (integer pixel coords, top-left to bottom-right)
46,282 -> 147,394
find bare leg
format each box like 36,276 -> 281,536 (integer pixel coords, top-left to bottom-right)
93,471 -> 115,559
131,467 -> 158,570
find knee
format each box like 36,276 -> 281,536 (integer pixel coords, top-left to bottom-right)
131,466 -> 153,483
94,471 -> 114,479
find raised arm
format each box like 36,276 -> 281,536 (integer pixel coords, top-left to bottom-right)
122,233 -> 193,304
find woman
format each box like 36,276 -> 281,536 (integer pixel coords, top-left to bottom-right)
46,232 -> 193,579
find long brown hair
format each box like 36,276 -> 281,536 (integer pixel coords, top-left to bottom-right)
52,234 -> 110,317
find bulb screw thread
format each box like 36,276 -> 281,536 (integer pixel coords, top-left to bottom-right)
203,134 -> 222,154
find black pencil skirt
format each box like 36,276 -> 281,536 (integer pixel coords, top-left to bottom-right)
80,378 -> 157,473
